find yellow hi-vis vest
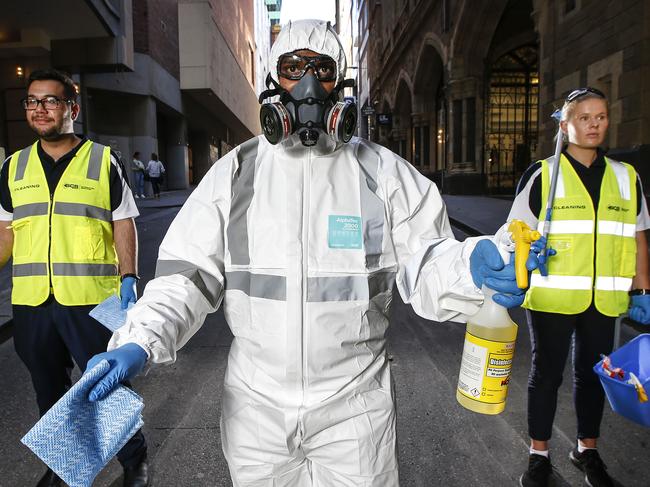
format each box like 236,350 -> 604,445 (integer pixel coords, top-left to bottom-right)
8,140 -> 119,306
523,154 -> 637,316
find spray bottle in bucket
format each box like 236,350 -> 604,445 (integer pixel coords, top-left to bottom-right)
456,220 -> 540,415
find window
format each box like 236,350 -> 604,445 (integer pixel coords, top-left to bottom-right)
466,97 -> 475,163
250,46 -> 255,84
413,125 -> 430,168
442,0 -> 451,32
414,126 -> 421,165
485,45 -> 539,193
564,0 -> 576,14
453,99 -> 463,163
559,0 -> 581,21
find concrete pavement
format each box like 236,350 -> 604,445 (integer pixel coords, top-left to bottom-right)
1,189 -> 649,486
443,194 -> 513,235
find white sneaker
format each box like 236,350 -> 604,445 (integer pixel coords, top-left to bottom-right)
140,194 -> 146,198
134,194 -> 140,199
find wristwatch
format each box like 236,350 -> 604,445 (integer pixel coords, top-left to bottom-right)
628,289 -> 650,296
120,273 -> 140,282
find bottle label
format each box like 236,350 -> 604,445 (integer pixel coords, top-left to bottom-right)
457,331 -> 515,404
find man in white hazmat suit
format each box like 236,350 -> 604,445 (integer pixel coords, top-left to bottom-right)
85,20 -> 544,486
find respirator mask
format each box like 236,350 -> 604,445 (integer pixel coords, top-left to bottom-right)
258,52 -> 357,147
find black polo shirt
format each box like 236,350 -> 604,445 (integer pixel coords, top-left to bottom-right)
516,148 -> 644,217
0,138 -> 130,215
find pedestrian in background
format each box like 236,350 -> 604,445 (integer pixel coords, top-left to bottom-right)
132,151 -> 146,199
146,153 -> 165,199
510,87 -> 650,487
0,69 -> 149,487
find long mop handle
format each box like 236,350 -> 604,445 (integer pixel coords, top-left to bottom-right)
539,110 -> 563,273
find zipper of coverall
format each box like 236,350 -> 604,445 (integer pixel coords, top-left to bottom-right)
299,146 -> 312,417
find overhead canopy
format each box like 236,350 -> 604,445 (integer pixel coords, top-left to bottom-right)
0,0 -> 124,58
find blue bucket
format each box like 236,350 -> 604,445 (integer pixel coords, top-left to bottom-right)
593,334 -> 650,427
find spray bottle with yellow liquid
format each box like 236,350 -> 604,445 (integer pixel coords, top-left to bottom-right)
456,220 -> 540,415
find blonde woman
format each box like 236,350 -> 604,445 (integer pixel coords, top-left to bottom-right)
509,88 -> 650,487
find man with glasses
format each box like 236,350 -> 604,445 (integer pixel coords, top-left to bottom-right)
83,20 -> 542,486
509,87 -> 650,487
0,69 -> 149,487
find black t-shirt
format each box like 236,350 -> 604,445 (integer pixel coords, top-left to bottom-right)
516,148 -> 644,216
0,138 -> 129,214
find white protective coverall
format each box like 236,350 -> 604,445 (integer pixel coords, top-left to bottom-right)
110,19 -> 494,487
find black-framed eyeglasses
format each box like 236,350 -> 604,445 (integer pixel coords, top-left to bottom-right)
21,96 -> 72,111
277,53 -> 337,82
565,87 -> 606,103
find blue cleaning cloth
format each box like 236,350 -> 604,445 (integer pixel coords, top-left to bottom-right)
89,295 -> 133,332
21,360 -> 144,487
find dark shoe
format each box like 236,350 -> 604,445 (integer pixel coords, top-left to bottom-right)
519,453 -> 552,487
123,457 -> 149,487
36,468 -> 62,487
569,448 -> 614,487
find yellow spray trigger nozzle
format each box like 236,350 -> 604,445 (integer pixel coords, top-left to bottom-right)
508,220 -> 541,289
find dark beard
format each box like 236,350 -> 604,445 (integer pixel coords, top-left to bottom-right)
28,119 -> 66,141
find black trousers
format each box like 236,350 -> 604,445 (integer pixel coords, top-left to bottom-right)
150,176 -> 161,196
526,303 -> 615,441
13,297 -> 147,469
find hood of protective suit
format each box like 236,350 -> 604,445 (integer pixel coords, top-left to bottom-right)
270,19 -> 347,84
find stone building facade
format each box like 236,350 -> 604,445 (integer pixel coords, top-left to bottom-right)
365,0 -> 650,194
0,0 -> 260,191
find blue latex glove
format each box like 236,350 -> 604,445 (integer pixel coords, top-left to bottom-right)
120,276 -> 137,310
85,343 -> 148,402
526,236 -> 557,276
470,239 -> 526,308
629,294 -> 650,325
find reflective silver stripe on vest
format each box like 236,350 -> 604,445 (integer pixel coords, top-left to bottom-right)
14,146 -> 33,182
86,143 -> 106,181
607,159 -> 631,200
13,202 -> 49,219
536,220 -> 594,235
52,263 -> 118,276
357,142 -> 384,268
595,276 -> 633,292
546,158 -> 566,198
227,138 -> 259,265
307,271 -> 395,302
53,202 -> 112,222
156,259 -> 224,308
225,271 -> 286,301
598,220 -> 636,238
530,273 -> 591,290
13,262 -> 48,277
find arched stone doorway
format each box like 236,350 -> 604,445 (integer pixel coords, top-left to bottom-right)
413,42 -> 445,175
393,79 -> 412,161
482,0 -> 539,194
376,99 -> 393,147
485,45 -> 539,193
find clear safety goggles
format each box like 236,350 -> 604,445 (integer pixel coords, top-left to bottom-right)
565,87 -> 606,103
277,53 -> 337,82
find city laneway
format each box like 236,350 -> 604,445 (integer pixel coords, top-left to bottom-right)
1,193 -> 647,486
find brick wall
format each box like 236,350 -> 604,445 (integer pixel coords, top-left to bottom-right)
133,0 -> 180,80
535,0 -> 650,154
209,0 -> 256,87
